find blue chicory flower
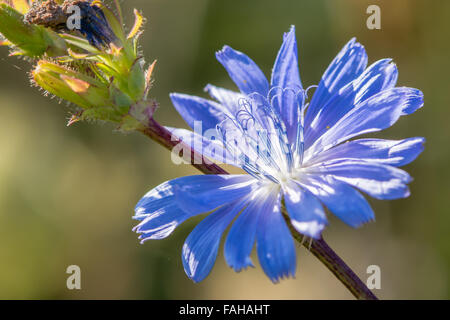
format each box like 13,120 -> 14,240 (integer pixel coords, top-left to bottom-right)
133,26 -> 424,283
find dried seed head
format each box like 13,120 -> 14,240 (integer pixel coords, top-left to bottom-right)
24,0 -> 67,28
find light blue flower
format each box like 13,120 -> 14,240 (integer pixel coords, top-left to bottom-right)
133,26 -> 424,283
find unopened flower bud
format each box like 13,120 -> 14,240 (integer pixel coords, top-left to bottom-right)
32,60 -> 109,109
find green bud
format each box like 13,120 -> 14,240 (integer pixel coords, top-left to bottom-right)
32,60 -> 110,109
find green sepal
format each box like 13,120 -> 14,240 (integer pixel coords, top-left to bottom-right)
127,59 -> 146,101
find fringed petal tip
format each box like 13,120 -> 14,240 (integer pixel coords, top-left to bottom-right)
267,270 -> 296,284
215,45 -> 231,56
352,217 -> 376,229
347,37 -> 365,50
228,258 -> 255,273
401,87 -> 424,115
284,25 -> 295,37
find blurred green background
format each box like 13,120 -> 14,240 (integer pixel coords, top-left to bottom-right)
0,0 -> 449,299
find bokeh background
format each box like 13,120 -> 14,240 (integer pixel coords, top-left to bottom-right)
0,0 -> 449,299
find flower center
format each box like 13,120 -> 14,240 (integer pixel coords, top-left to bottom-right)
217,86 -> 316,186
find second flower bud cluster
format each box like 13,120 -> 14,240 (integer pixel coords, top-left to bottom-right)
1,0 -> 156,129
